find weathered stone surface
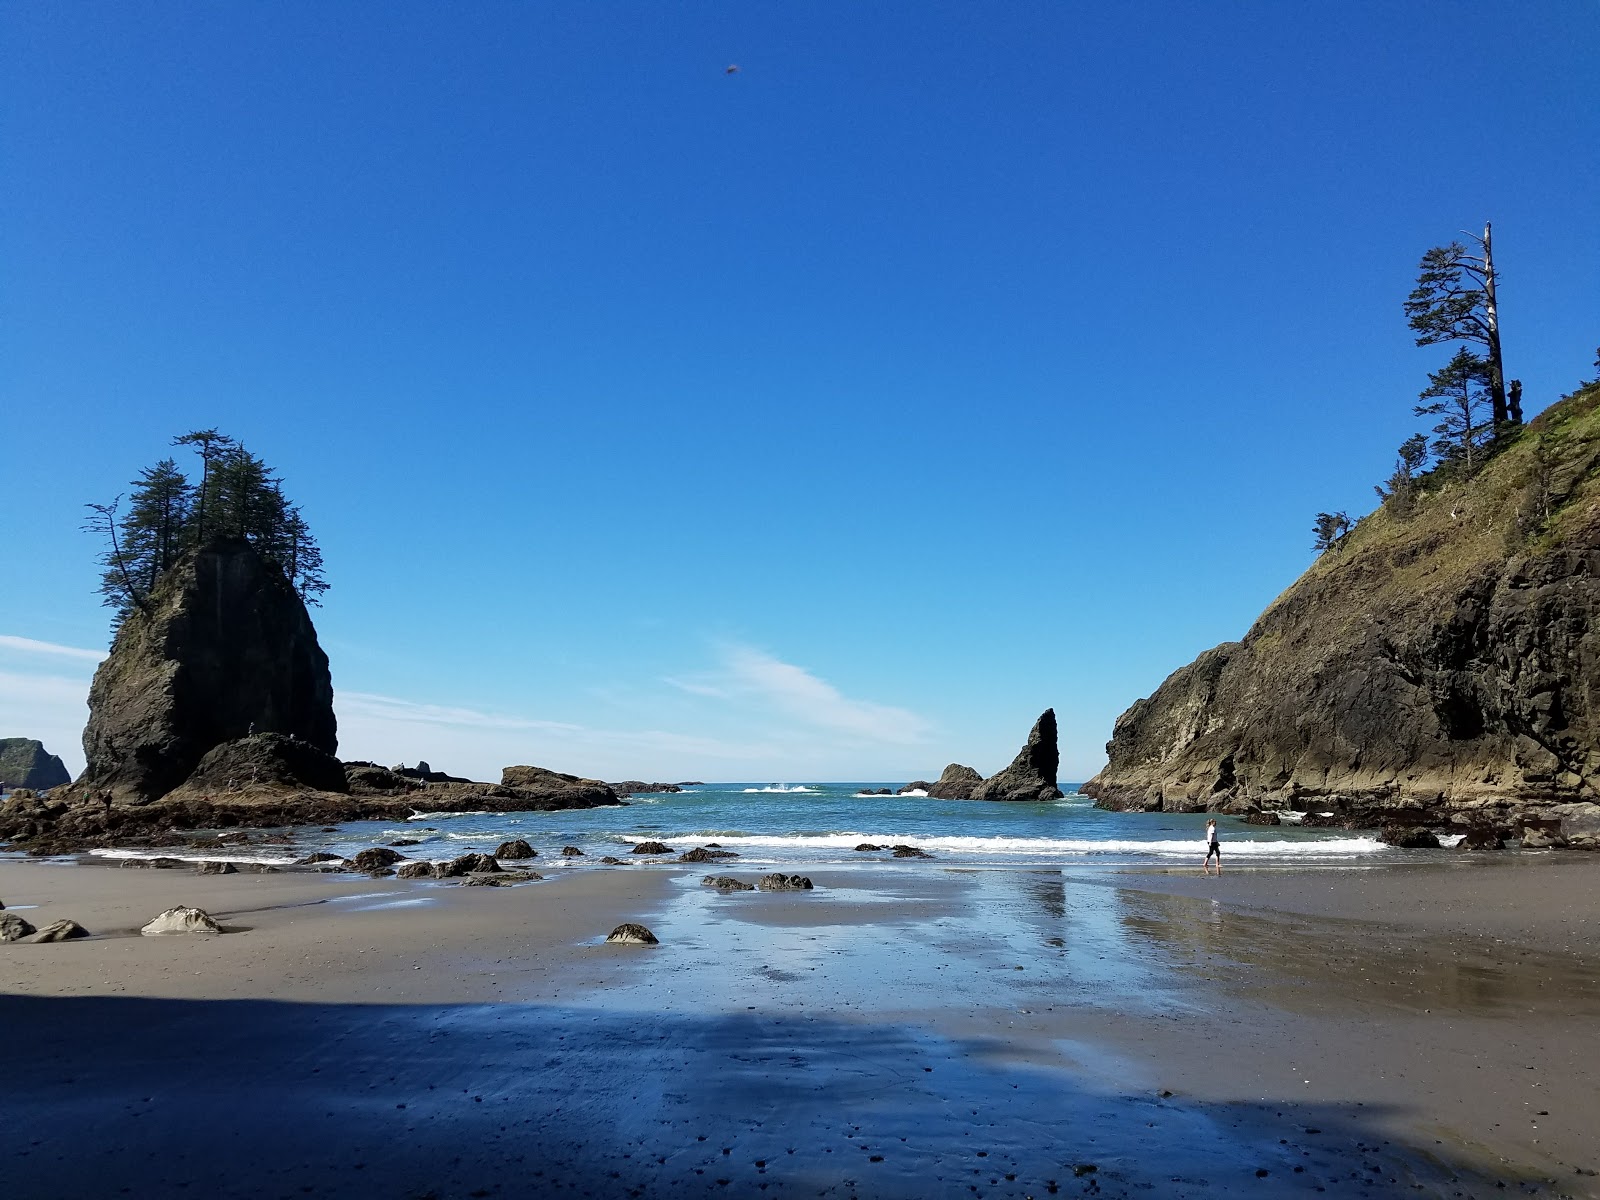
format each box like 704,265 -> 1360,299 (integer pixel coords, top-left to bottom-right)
1241,811 -> 1282,826
396,861 -> 434,879
493,839 -> 537,860
896,781 -> 932,795
79,537 -> 338,804
972,710 -> 1064,802
1379,825 -> 1441,849
141,906 -> 222,935
463,871 -> 541,886
926,764 -> 983,800
1458,826 -> 1506,851
701,875 -> 755,891
891,844 -> 933,858
630,841 -> 672,855
0,738 -> 70,790
352,847 -> 403,872
502,764 -> 603,790
181,734 -> 347,797
757,873 -> 814,891
195,859 -> 237,874
30,919 -> 89,942
677,847 -> 738,863
436,853 -> 499,877
344,762 -> 418,794
299,852 -> 350,866
1083,384 -> 1600,843
1,913 -> 37,942
561,845 -> 585,857
606,922 -> 659,944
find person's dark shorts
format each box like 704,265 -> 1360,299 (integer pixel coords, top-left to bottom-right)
1206,840 -> 1220,857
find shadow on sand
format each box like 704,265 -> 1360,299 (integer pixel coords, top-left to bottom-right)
0,992 -> 1540,1200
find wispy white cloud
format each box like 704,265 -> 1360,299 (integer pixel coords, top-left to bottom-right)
338,691 -> 586,734
0,635 -> 106,663
669,644 -> 932,746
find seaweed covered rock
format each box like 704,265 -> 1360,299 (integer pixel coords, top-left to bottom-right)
79,537 -> 337,804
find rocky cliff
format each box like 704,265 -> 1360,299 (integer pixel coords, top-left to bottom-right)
0,739 -> 70,790
79,537 -> 338,803
973,709 -> 1064,801
1083,383 -> 1600,849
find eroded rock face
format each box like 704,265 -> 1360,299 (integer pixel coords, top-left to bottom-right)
30,919 -> 90,942
926,764 -> 983,800
493,840 -> 536,860
757,873 -> 814,891
0,739 -> 70,791
141,906 -> 222,935
182,733 -> 348,796
1083,385 -> 1600,847
79,538 -> 337,803
606,922 -> 658,945
973,710 -> 1064,802
1,913 -> 37,942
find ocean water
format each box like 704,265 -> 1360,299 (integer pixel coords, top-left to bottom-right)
92,782 -> 1410,869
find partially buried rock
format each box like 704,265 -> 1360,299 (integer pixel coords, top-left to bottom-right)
892,844 -> 933,858
561,845 -> 584,857
30,919 -> 90,942
493,839 -> 537,860
606,922 -> 659,945
351,847 -> 403,872
702,875 -> 754,891
195,860 -> 237,875
599,856 -> 623,864
436,852 -> 500,877
1379,825 -> 1441,849
758,873 -> 814,891
141,906 -> 222,935
463,871 -> 541,886
1,913 -> 37,942
396,861 -> 434,879
971,709 -> 1064,802
926,764 -> 983,800
631,841 -> 672,855
854,843 -> 882,851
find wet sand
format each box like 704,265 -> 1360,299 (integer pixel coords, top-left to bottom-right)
1,854 -> 1597,1198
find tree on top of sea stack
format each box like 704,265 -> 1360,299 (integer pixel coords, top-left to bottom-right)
972,709 -> 1064,802
78,435 -> 336,803
85,430 -> 327,631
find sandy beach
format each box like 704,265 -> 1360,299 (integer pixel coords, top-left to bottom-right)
2,854 -> 1597,1199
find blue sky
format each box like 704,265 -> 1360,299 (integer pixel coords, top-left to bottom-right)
4,2 -> 1597,782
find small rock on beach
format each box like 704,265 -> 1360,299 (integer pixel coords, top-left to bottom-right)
606,922 -> 659,945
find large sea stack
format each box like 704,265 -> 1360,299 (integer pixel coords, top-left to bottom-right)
973,709 -> 1064,802
1083,383 -> 1600,849
0,739 -> 71,791
79,537 -> 337,803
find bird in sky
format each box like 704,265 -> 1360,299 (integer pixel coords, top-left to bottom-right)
725,64 -> 740,74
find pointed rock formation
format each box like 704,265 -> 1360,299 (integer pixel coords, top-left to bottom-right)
973,709 -> 1064,802
926,763 -> 983,800
0,739 -> 70,791
80,537 -> 337,803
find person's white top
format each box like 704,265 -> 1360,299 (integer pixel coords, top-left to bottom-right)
1205,822 -> 1217,843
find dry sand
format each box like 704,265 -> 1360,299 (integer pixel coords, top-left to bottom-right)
1,853 -> 1597,1199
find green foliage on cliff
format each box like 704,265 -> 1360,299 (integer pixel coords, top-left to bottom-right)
86,431 -> 327,627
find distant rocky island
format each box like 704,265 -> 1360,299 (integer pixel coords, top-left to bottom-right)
921,709 -> 1064,802
1085,380 -> 1600,850
0,739 -> 70,791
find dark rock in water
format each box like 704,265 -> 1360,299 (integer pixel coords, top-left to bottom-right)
854,843 -> 882,852
606,922 -> 659,944
79,536 -> 338,804
437,852 -> 499,877
599,856 -> 623,864
678,847 -> 740,863
493,839 -> 537,860
195,860 -> 237,874
393,761 -> 472,784
973,710 -> 1064,802
757,873 -> 814,891
30,919 -> 90,942
1,913 -> 37,942
857,787 -> 892,796
891,844 -> 933,859
1082,385 -> 1600,849
388,838 -> 421,847
561,845 -> 584,857
1242,811 -> 1282,826
630,841 -> 672,855
609,781 -> 683,797
896,781 -> 932,795
0,738 -> 70,791
299,852 -> 349,866
927,764 -> 983,800
1458,826 -> 1506,851
701,875 -> 755,891
183,733 -> 348,797
463,871 -> 541,886
148,857 -> 187,869
1300,812 -> 1349,828
1379,825 -> 1441,848
396,861 -> 434,879
677,781 -> 704,787
502,764 -> 600,789
351,847 -> 403,871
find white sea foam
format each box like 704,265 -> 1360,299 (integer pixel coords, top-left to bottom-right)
639,832 -> 1388,860
89,848 -> 301,866
898,789 -> 929,798
741,785 -> 820,794
407,810 -> 495,820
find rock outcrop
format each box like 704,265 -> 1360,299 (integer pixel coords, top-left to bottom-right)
79,537 -> 337,803
1084,383 -> 1600,849
0,739 -> 70,791
179,733 -> 348,796
972,710 -> 1064,802
141,906 -> 223,935
926,764 -> 983,800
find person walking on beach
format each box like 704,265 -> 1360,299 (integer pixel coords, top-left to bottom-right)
1202,817 -> 1222,875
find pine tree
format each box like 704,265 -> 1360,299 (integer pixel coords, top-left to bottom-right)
1404,223 -> 1515,426
1374,434 -> 1431,514
1415,347 -> 1494,470
1312,511 -> 1352,553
